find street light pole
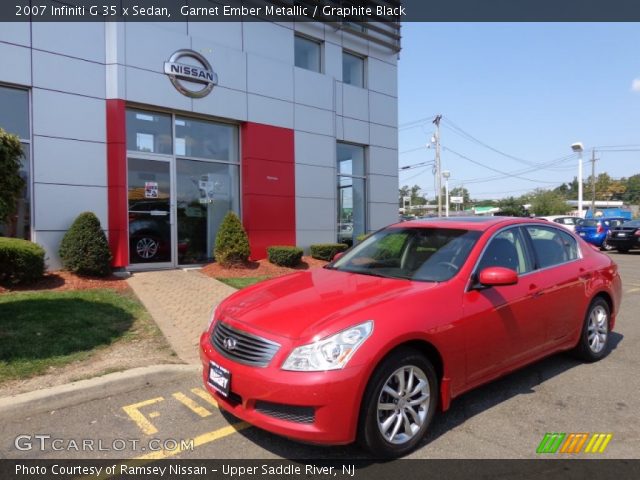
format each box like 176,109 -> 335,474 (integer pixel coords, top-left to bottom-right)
571,142 -> 584,217
442,170 -> 451,217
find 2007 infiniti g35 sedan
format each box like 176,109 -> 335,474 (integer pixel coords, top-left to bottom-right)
199,217 -> 622,457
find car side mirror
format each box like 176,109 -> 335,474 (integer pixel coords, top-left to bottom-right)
477,267 -> 518,287
332,252 -> 345,261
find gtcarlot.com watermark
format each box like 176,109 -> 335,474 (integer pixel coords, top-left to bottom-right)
14,434 -> 194,452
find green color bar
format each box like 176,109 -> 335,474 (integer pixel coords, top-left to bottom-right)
537,433 -> 554,454
537,433 -> 566,454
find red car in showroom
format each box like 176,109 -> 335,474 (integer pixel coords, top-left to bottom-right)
200,217 -> 622,457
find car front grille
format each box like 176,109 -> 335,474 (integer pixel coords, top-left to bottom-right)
255,401 -> 315,424
211,321 -> 280,367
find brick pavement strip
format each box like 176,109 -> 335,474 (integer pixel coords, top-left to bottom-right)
127,270 -> 237,364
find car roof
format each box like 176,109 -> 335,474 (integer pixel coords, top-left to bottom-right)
395,216 -> 545,232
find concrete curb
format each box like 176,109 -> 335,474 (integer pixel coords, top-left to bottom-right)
0,364 -> 201,422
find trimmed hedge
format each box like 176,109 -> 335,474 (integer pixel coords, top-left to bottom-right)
0,237 -> 45,285
267,245 -> 303,267
214,212 -> 250,267
59,212 -> 112,277
310,243 -> 348,261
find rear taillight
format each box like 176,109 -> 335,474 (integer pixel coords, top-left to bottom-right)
596,223 -> 603,234
634,230 -> 640,237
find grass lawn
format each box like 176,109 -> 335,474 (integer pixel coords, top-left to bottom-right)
216,277 -> 270,289
0,289 -> 151,383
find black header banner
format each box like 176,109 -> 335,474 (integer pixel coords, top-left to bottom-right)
2,0 -> 640,22
1,459 -> 639,480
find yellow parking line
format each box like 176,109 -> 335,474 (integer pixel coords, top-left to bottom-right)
190,387 -> 219,408
135,422 -> 251,460
172,392 -> 212,417
122,397 -> 164,435
626,287 -> 640,294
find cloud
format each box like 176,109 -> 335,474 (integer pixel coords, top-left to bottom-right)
633,78 -> 640,92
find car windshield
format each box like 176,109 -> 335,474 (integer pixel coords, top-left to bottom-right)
329,227 -> 481,282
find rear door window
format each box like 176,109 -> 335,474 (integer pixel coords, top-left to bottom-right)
525,226 -> 578,269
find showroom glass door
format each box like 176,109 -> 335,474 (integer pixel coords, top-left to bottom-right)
127,158 -> 173,266
176,159 -> 239,264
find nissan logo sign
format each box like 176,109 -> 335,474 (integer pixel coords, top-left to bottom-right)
164,49 -> 218,98
223,337 -> 238,351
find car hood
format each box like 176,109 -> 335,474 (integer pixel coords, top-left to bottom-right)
218,268 -> 437,341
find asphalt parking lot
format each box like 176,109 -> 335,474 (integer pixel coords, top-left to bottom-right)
2,252 -> 639,460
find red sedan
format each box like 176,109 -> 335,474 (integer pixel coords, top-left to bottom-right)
199,217 -> 622,457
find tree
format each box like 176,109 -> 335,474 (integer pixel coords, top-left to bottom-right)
448,186 -> 471,210
622,174 -> 640,204
529,189 -> 569,216
0,128 -> 25,224
399,184 -> 428,214
497,197 -> 526,217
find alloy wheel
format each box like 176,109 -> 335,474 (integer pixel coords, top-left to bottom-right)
376,366 -> 430,445
136,237 -> 159,259
587,304 -> 608,354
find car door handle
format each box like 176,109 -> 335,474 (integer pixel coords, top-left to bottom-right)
528,284 -> 544,298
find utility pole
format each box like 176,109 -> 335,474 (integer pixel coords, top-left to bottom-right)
591,149 -> 597,215
433,114 -> 442,216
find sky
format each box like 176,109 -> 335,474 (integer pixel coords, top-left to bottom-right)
397,23 -> 640,200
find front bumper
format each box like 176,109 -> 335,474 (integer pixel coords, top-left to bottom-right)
199,331 -> 365,445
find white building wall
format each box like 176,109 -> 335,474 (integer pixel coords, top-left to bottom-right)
1,20 -> 398,265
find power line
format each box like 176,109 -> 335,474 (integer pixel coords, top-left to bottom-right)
443,146 -> 570,184
441,117 -> 542,167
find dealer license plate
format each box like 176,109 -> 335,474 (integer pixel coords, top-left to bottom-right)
208,361 -> 231,397
579,232 -> 585,236
617,233 -> 627,237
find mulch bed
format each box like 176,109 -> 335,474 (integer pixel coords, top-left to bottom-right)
201,256 -> 328,279
0,271 -> 129,294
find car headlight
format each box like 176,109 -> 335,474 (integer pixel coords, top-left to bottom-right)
281,321 -> 373,371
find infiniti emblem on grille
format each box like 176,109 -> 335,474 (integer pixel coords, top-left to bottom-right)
223,337 -> 238,351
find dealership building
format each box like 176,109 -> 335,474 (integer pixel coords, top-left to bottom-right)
0,18 -> 400,269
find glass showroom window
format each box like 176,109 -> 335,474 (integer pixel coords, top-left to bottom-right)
337,143 -> 366,246
126,109 -> 173,155
343,51 -> 365,87
0,85 -> 31,240
295,35 -> 322,72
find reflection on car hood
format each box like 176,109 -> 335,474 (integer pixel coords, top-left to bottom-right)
219,268 -> 436,340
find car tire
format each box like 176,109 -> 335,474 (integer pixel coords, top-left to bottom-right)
572,297 -> 610,363
357,348 -> 438,458
600,240 -> 614,251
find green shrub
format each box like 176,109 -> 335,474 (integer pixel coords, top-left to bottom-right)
0,237 -> 45,285
59,212 -> 112,277
310,243 -> 348,261
214,212 -> 250,267
267,245 -> 303,267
